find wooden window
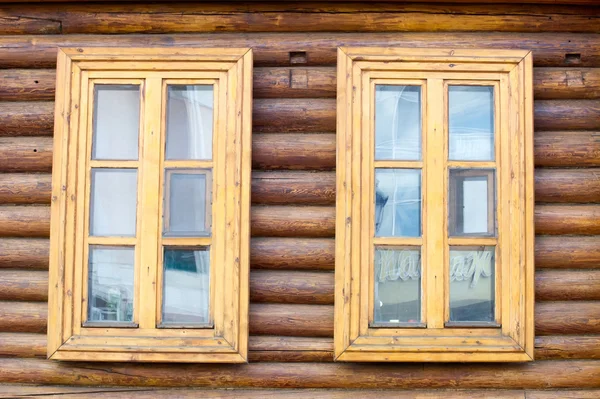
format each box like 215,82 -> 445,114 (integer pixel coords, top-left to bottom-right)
335,47 -> 534,362
48,48 -> 252,362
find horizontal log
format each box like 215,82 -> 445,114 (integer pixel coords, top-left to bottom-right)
536,236 -> 600,269
0,206 -> 50,237
535,336 -> 600,360
251,206 -> 335,237
253,134 -> 335,170
535,100 -> 600,131
0,333 -> 45,358
535,169 -> 600,203
0,238 -> 48,269
0,136 -> 52,172
250,270 -> 333,305
253,99 -> 335,133
250,304 -> 333,336
534,131 -> 600,167
0,358 -> 599,388
536,270 -> 600,301
1,33 -> 599,68
250,237 -> 335,270
0,269 -> 47,301
535,301 -> 600,336
534,68 -> 600,100
0,301 -> 47,333
252,171 -> 335,205
535,205 -> 600,235
0,102 -> 53,136
1,3 -> 599,35
0,173 -> 51,204
4,67 -> 600,102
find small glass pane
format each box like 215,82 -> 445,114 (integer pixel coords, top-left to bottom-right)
162,247 -> 210,325
375,169 -> 421,237
449,85 -> 494,161
90,169 -> 137,237
374,246 -> 421,325
92,85 -> 140,160
88,246 -> 134,323
449,246 -> 495,323
449,169 -> 495,237
166,85 -> 214,160
164,169 -> 211,237
375,85 -> 421,161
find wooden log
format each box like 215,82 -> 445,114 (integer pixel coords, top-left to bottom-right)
0,238 -> 48,269
248,336 -> 333,362
534,131 -> 600,167
535,100 -> 600,131
534,68 -> 600,100
0,173 -> 51,205
251,206 -> 335,237
252,171 -> 335,205
253,134 -> 335,170
535,169 -> 600,203
1,3 -> 599,35
536,270 -> 600,301
535,205 -> 600,235
0,301 -> 46,333
0,102 -> 53,136
536,236 -> 600,269
250,270 -> 334,305
0,136 -> 52,172
0,206 -> 50,237
535,301 -> 600,336
253,99 -> 335,133
0,358 -> 599,388
0,269 -> 47,301
535,336 -> 600,360
0,332 -> 45,358
1,33 -> 599,68
250,237 -> 335,270
5,67 -> 600,102
0,69 -> 55,101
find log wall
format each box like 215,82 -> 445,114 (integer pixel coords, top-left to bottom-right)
0,1 -> 599,396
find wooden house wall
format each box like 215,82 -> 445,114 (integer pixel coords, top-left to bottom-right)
0,2 -> 599,397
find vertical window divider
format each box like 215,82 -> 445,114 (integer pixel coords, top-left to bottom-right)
138,76 -> 162,330
425,78 -> 445,329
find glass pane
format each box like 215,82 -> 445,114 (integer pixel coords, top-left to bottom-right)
449,246 -> 495,323
375,169 -> 421,237
164,169 -> 211,237
449,169 -> 495,237
90,169 -> 137,237
88,246 -> 134,323
375,85 -> 421,161
373,246 -> 421,325
449,85 -> 494,161
162,247 -> 210,325
166,85 -> 213,160
92,85 -> 140,160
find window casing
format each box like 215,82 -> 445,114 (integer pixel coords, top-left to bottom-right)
335,47 -> 534,362
48,48 -> 252,362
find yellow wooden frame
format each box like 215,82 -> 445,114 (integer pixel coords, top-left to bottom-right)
48,47 -> 252,362
335,47 -> 534,362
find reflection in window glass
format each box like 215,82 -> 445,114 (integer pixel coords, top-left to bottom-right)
92,85 -> 140,161
373,247 -> 421,325
164,169 -> 211,237
375,169 -> 421,237
375,85 -> 421,161
162,247 -> 210,326
448,169 -> 495,237
90,169 -> 138,237
166,85 -> 213,160
88,246 -> 134,323
449,246 -> 495,323
449,86 -> 494,161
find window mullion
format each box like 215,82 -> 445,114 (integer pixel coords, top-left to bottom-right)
424,78 -> 446,329
137,77 -> 163,329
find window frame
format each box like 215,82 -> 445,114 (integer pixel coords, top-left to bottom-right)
335,47 -> 534,362
48,47 -> 252,363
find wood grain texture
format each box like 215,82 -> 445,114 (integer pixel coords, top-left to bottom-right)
0,69 -> 55,101
535,169 -> 600,203
0,301 -> 46,333
0,206 -> 50,237
535,301 -> 600,336
0,102 -> 53,136
536,236 -> 600,269
0,136 -> 52,172
0,333 -> 46,358
535,205 -> 600,235
251,206 -> 335,237
535,100 -> 600,131
535,336 -> 600,360
253,99 -> 335,133
0,238 -> 48,269
0,358 -> 599,388
250,270 -> 334,305
0,3 -> 599,34
253,134 -> 335,170
534,68 -> 600,99
536,270 -> 600,301
250,237 -> 335,270
534,131 -> 600,167
0,173 -> 51,204
1,33 -> 599,68
0,270 -> 47,301
254,67 -> 336,99
252,171 -> 335,205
